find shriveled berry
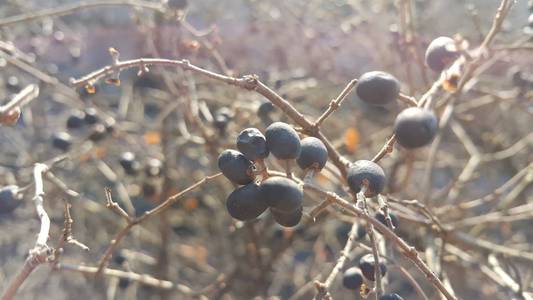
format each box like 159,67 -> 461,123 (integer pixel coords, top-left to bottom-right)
359,254 -> 387,281
236,128 -> 269,161
356,71 -> 400,106
394,107 -> 438,149
52,132 -> 72,151
379,293 -> 404,300
145,158 -> 163,177
84,108 -> 99,124
66,110 -> 86,129
296,137 -> 328,171
259,176 -> 303,212
342,267 -> 364,290
88,124 -> 107,142
265,122 -> 301,159
270,207 -> 302,227
120,152 -> 141,176
375,211 -> 399,228
0,185 -> 22,214
226,183 -> 267,221
347,160 -> 386,196
425,36 -> 459,72
218,149 -> 254,185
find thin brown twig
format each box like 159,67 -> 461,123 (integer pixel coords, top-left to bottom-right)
95,173 -> 222,274
303,183 -> 457,300
2,163 -> 50,300
70,56 -> 350,178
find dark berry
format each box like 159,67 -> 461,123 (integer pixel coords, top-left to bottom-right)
375,211 -> 399,228
379,293 -> 404,300
6,76 -> 20,92
120,152 -> 141,176
84,108 -> 99,124
342,267 -> 364,290
347,160 -> 386,196
118,278 -> 130,289
356,71 -> 401,106
52,132 -> 72,151
259,176 -> 303,212
270,206 -> 302,227
66,110 -> 86,129
357,224 -> 367,240
88,124 -> 107,142
359,254 -> 387,281
113,251 -> 127,265
0,185 -> 22,214
142,181 -> 157,197
265,122 -> 301,160
335,223 -> 351,245
213,108 -> 232,133
257,101 -> 275,117
236,128 -> 269,161
394,107 -> 438,149
217,149 -> 254,185
425,36 -> 459,72
296,137 -> 328,171
145,158 -> 163,177
226,183 -> 267,221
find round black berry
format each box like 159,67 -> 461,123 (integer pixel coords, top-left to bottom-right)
270,206 -> 302,227
120,152 -> 141,176
218,149 -> 254,185
296,137 -> 328,171
66,110 -> 86,129
213,108 -> 232,133
356,71 -> 401,106
145,158 -> 163,177
84,108 -> 99,125
259,176 -> 303,212
88,124 -> 107,142
257,101 -> 275,117
379,293 -> 404,300
265,122 -> 301,160
52,132 -> 72,151
425,36 -> 459,72
0,185 -> 22,214
357,224 -> 367,240
142,181 -> 157,197
226,183 -> 267,221
359,254 -> 387,281
118,278 -> 130,289
375,211 -> 399,228
394,107 -> 438,149
342,267 -> 364,290
347,160 -> 386,196
113,251 -> 127,265
236,128 -> 269,161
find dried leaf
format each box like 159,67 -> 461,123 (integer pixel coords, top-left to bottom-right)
144,131 -> 161,145
344,127 -> 360,153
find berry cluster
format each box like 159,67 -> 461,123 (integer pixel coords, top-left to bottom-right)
52,108 -> 115,152
218,121 -> 328,227
342,254 -> 402,299
354,70 -> 439,149
0,185 -> 23,214
118,152 -> 164,200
